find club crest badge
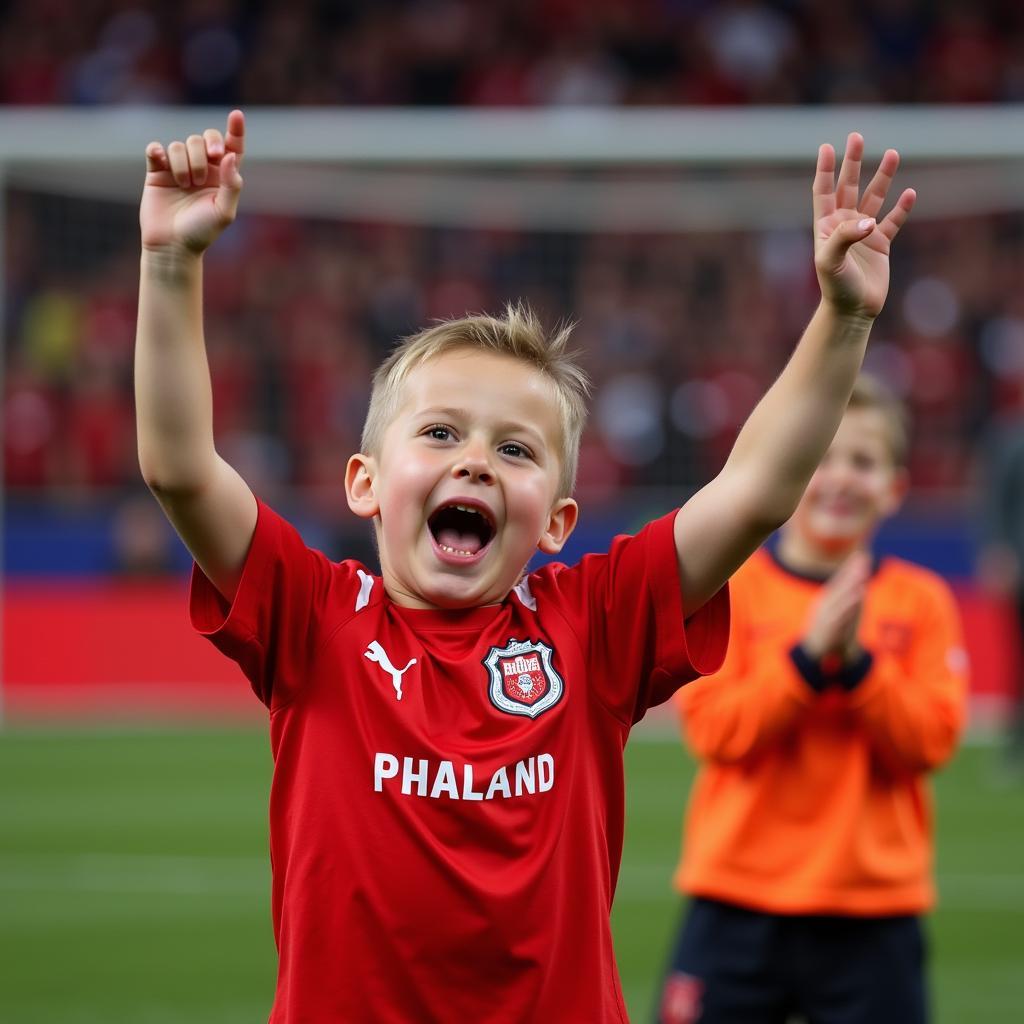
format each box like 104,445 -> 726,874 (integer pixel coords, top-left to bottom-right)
483,638 -> 563,719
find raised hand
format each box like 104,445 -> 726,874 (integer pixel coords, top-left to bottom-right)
140,109 -> 245,255
813,133 -> 916,320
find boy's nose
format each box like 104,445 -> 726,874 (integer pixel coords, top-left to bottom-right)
452,445 -> 494,484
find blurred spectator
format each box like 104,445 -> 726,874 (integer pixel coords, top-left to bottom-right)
3,0 -> 1024,107
111,492 -> 177,576
4,358 -> 62,488
978,399 -> 1024,774
701,0 -> 798,102
65,353 -> 133,487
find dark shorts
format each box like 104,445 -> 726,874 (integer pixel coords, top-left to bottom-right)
655,897 -> 928,1024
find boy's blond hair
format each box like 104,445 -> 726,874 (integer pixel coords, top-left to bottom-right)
848,373 -> 909,467
361,304 -> 591,497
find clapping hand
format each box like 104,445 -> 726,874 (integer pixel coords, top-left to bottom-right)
801,550 -> 872,663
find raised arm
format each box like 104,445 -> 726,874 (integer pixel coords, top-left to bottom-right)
135,109 -> 257,602
674,133 -> 916,618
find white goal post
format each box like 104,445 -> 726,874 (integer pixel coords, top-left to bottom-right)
1,105 -> 1024,233
2,104 -> 1024,163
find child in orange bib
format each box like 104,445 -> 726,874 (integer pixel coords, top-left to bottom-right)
660,376 -> 967,1024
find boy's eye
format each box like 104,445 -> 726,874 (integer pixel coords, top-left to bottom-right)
499,442 -> 531,459
424,425 -> 453,442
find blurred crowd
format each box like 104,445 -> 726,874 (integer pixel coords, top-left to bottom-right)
5,189 -> 1023,510
3,0 -> 1024,108
4,0 -> 1024,574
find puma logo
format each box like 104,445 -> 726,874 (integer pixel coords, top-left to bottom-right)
364,641 -> 417,701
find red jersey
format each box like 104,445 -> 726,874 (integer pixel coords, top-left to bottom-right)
191,501 -> 730,1023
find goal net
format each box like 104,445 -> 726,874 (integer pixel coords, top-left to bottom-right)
6,106 -> 1024,524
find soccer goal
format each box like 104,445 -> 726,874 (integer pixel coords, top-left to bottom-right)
3,105 -> 1023,723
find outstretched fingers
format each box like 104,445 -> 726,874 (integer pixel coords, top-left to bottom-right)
835,132 -> 864,211
812,142 -> 837,222
877,188 -> 917,242
859,149 -> 900,219
813,134 -> 915,243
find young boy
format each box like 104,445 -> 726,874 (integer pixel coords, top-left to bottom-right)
135,110 -> 915,1022
659,376 -> 967,1024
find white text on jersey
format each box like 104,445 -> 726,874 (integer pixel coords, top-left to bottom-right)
374,752 -> 554,800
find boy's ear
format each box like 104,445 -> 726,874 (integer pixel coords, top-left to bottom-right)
881,466 -> 911,518
537,497 -> 578,555
345,453 -> 379,520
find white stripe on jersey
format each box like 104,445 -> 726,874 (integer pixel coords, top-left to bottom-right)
355,569 -> 375,611
513,577 -> 537,611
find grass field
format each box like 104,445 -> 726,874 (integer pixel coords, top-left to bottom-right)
1,726 -> 1021,1023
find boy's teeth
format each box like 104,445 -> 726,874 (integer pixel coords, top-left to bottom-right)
436,526 -> 483,555
440,543 -> 476,556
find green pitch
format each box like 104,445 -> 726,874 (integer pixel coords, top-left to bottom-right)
0,727 -> 1021,1023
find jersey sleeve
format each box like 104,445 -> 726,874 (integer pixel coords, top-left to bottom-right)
543,509 -> 730,725
847,575 -> 968,775
676,565 -> 814,764
189,500 -> 354,710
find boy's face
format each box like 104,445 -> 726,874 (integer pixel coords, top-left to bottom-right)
346,349 -> 578,609
788,407 -> 907,553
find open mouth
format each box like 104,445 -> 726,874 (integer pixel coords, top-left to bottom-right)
428,502 -> 496,558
